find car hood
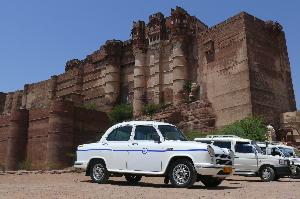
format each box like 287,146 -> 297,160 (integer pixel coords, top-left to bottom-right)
164,140 -> 230,155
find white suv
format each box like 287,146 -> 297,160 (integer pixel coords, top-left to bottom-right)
257,142 -> 300,177
74,121 -> 233,188
195,135 -> 291,181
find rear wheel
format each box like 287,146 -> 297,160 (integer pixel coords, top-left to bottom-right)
168,159 -> 196,188
259,166 -> 275,182
200,176 -> 223,187
125,175 -> 142,184
89,160 -> 109,183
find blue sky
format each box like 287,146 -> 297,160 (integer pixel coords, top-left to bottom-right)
0,0 -> 299,109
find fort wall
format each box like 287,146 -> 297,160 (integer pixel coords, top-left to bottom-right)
198,13 -> 252,128
0,99 -> 110,170
244,14 -> 297,129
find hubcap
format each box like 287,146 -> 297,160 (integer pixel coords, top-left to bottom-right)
172,164 -> 191,185
93,163 -> 105,181
262,168 -> 271,180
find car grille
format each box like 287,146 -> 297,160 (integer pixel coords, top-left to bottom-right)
215,154 -> 232,165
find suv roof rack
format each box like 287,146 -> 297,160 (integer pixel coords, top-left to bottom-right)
206,135 -> 241,138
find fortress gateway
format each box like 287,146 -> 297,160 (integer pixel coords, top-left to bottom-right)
0,7 -> 296,170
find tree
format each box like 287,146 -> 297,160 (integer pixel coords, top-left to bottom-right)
219,116 -> 267,141
108,104 -> 133,124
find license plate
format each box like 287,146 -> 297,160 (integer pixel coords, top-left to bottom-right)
223,167 -> 232,174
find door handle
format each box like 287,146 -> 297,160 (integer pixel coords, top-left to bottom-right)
234,156 -> 239,158
102,143 -> 108,145
132,143 -> 138,145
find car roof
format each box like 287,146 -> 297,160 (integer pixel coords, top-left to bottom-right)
195,137 -> 251,142
114,120 -> 174,127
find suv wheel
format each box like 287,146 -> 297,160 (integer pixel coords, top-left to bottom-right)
260,166 -> 275,182
90,160 -> 109,183
125,175 -> 142,184
168,159 -> 196,188
200,176 -> 223,187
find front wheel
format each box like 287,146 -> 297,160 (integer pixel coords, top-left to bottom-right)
168,159 -> 196,188
89,160 -> 109,183
200,176 -> 223,187
259,166 -> 275,182
125,175 -> 142,184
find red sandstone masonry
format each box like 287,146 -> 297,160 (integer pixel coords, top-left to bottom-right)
5,109 -> 29,170
27,108 -> 49,169
198,12 -> 251,128
0,115 -> 11,166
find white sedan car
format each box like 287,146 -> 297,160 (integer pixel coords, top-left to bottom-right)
74,121 -> 233,188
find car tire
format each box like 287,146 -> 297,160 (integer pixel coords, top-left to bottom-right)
200,176 -> 223,187
259,166 -> 275,182
125,175 -> 142,184
168,159 -> 196,188
89,160 -> 109,184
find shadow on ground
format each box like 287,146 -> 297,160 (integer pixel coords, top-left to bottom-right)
80,179 -> 242,190
226,177 -> 300,183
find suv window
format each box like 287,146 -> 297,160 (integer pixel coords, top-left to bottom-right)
235,142 -> 254,153
213,141 -> 231,150
106,126 -> 132,141
134,125 -> 159,141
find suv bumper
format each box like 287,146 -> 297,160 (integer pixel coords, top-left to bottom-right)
274,165 -> 291,177
194,163 -> 233,177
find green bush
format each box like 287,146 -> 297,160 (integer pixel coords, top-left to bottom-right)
109,104 -> 133,124
185,131 -> 212,141
142,104 -> 160,116
18,159 -> 32,171
219,116 -> 267,141
84,103 -> 98,110
46,162 -> 61,170
183,80 -> 192,93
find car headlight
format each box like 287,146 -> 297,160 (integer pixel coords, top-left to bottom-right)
207,145 -> 215,157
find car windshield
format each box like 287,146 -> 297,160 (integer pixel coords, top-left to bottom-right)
158,125 -> 188,141
278,147 -> 294,157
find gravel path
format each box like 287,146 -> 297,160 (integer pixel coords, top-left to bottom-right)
0,173 -> 299,199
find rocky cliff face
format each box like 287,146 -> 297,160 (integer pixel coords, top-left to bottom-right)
138,100 -> 215,133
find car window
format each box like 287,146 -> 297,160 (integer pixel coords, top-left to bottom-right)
235,142 -> 254,153
106,126 -> 132,141
260,147 -> 266,154
213,141 -> 231,150
158,125 -> 187,141
134,125 -> 159,141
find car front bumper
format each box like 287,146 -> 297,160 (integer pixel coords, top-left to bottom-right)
194,163 -> 234,177
274,165 -> 292,177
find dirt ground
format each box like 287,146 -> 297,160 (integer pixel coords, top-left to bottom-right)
0,173 -> 299,199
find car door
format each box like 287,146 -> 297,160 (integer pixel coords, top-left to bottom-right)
127,125 -> 164,172
105,125 -> 132,170
234,142 -> 258,173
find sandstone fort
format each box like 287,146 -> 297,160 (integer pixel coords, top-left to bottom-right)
0,7 -> 298,170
